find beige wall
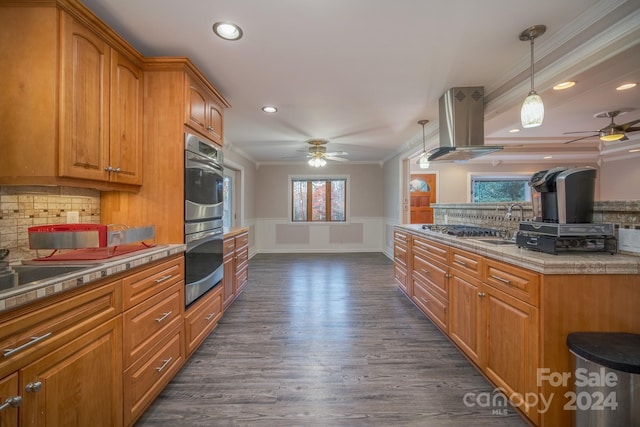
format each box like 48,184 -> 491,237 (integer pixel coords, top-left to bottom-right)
600,156 -> 640,200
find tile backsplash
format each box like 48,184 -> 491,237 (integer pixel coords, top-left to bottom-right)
0,186 -> 101,260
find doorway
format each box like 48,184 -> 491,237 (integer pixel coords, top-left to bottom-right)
410,173 -> 437,224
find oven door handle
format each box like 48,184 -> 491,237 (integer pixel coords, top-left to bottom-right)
186,228 -> 223,244
186,156 -> 223,173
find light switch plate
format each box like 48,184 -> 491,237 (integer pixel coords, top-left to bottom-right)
618,228 -> 640,254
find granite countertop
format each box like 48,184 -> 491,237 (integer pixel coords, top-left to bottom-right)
396,224 -> 640,275
223,226 -> 249,238
0,244 -> 186,313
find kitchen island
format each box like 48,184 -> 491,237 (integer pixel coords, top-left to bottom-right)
394,224 -> 640,427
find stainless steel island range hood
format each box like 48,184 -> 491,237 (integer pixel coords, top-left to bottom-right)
427,87 -> 502,162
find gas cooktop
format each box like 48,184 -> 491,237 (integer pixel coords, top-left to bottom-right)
421,224 -> 500,238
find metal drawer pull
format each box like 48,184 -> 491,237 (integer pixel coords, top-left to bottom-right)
155,357 -> 173,372
0,396 -> 22,411
454,259 -> 467,266
420,297 -> 428,304
25,381 -> 42,393
421,269 -> 430,275
155,311 -> 173,323
478,292 -> 486,297
205,312 -> 217,321
490,275 -> 511,285
3,332 -> 52,358
154,274 -> 173,284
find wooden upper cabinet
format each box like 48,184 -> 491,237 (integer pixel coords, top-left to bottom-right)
59,11 -> 111,182
109,50 -> 143,185
59,11 -> 143,185
185,74 -> 224,145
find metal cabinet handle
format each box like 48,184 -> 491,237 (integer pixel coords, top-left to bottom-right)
207,125 -> 214,131
0,396 -> 22,411
205,312 -> 217,321
421,269 -> 430,275
478,292 -> 486,298
420,297 -> 428,304
155,311 -> 172,323
155,357 -> 173,372
490,275 -> 511,285
154,275 -> 173,284
4,332 -> 52,358
104,166 -> 113,172
454,259 -> 467,266
25,381 -> 42,393
113,167 -> 121,173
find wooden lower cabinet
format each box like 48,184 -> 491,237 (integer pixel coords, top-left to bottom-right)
393,230 -> 410,295
20,317 -> 123,427
184,285 -> 223,356
448,270 -> 483,366
0,373 -> 19,427
223,230 -> 249,310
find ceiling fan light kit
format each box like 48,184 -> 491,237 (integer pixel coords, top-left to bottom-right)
417,119 -> 430,169
304,139 -> 348,167
519,25 -> 546,128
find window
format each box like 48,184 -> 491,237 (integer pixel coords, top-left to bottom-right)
291,178 -> 347,222
222,174 -> 232,228
471,175 -> 532,203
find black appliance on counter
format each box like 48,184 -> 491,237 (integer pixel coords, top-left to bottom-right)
518,166 -> 616,255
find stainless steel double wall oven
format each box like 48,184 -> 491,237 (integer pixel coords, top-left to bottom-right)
184,132 -> 224,307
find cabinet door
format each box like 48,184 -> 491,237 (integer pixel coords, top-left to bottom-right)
206,100 -> 224,145
222,254 -> 235,309
19,317 -> 123,427
59,11 -> 110,182
185,77 -> 208,135
0,373 -> 19,427
448,271 -> 483,366
109,50 -> 143,185
482,286 -> 539,423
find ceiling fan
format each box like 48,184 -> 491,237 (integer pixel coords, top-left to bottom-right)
564,109 -> 640,144
303,139 -> 349,167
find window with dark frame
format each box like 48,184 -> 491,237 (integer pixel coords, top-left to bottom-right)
291,178 -> 346,222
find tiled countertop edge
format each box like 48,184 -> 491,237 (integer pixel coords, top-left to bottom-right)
396,225 -> 640,275
0,244 -> 186,313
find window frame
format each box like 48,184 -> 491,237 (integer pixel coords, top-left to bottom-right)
289,175 -> 350,223
468,172 -> 533,203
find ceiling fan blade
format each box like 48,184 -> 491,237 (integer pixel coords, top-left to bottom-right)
564,134 -> 599,144
621,119 -> 640,130
563,130 -> 599,135
325,151 -> 349,156
326,156 -> 349,162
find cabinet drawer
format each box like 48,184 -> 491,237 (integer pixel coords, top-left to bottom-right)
394,243 -> 408,268
184,285 -> 223,356
484,259 -> 539,306
0,280 -> 120,378
412,236 -> 449,265
235,232 -> 249,249
412,279 -> 448,332
394,264 -> 408,292
236,246 -> 249,271
394,230 -> 409,245
412,252 -> 448,299
122,255 -> 184,310
122,281 -> 184,368
123,321 -> 184,426
450,247 -> 483,278
236,265 -> 248,294
223,237 -> 235,255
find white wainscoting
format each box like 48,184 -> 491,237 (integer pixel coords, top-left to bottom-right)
254,217 -> 384,253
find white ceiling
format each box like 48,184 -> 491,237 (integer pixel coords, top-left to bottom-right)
81,0 -> 640,166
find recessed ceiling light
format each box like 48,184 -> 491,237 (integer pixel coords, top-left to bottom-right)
261,106 -> 277,113
553,81 -> 576,90
616,83 -> 637,91
509,128 -> 520,133
629,148 -> 640,153
212,21 -> 243,41
543,155 -> 553,159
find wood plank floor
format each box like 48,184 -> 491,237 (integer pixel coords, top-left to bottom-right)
135,253 -> 529,426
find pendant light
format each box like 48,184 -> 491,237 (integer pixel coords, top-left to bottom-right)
519,25 -> 546,128
417,119 -> 429,169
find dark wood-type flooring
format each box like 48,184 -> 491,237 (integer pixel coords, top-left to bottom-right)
135,253 -> 529,426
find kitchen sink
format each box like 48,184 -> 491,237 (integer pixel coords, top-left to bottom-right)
474,238 -> 516,245
0,265 -> 93,291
